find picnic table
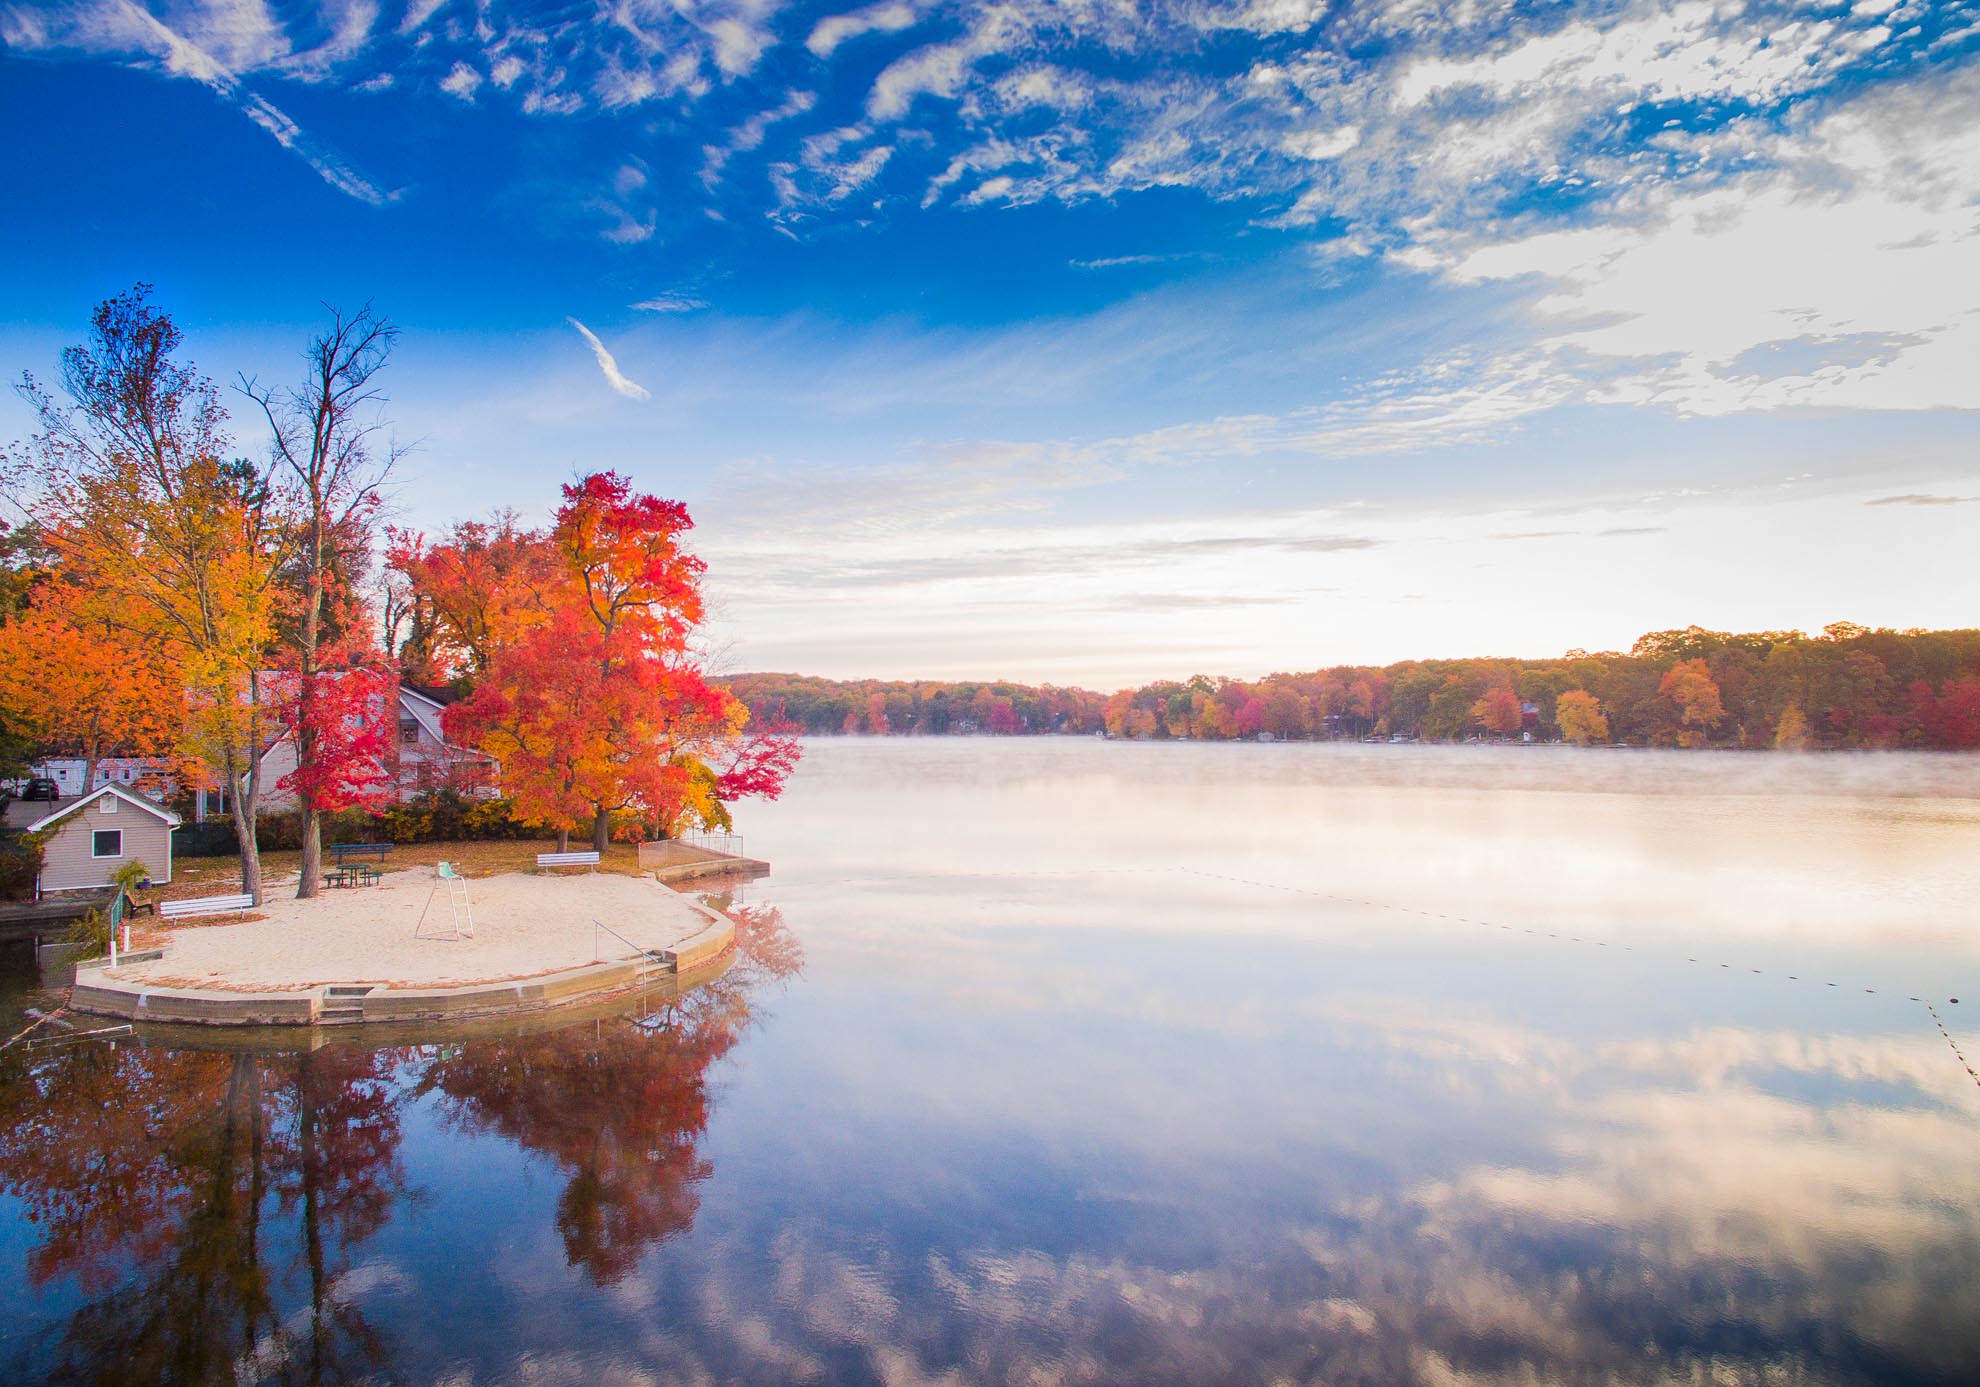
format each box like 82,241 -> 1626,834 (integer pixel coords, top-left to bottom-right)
323,865 -> 381,889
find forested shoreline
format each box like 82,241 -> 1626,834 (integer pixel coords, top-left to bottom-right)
727,623 -> 1980,750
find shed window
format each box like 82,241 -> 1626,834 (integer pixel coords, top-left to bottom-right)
92,829 -> 123,859
101,795 -> 118,814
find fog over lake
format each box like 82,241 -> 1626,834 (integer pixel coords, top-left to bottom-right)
3,739 -> 1976,1385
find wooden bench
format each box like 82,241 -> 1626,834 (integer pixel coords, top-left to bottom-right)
536,850 -> 600,872
330,842 -> 394,866
160,893 -> 255,920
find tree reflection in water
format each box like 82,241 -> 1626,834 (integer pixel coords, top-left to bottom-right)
0,899 -> 800,1384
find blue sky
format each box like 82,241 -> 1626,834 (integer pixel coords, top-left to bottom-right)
2,0 -> 1977,685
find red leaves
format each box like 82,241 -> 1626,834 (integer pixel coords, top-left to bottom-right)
267,642 -> 396,814
1909,677 -> 1980,749
414,474 -> 798,839
715,720 -> 803,801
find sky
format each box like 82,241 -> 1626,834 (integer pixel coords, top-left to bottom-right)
0,0 -> 1976,688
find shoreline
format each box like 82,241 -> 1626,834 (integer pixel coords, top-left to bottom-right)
65,859 -> 768,1030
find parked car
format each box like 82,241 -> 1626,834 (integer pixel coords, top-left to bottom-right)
18,778 -> 59,801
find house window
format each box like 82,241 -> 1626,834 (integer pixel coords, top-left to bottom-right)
92,829 -> 123,859
101,795 -> 119,815
400,722 -> 420,746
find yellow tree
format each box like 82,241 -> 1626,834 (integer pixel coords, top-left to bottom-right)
4,287 -> 283,901
1773,703 -> 1811,750
1554,689 -> 1609,746
1660,658 -> 1725,748
0,580 -> 179,789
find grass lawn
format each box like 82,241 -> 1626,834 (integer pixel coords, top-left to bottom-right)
163,838 -> 649,902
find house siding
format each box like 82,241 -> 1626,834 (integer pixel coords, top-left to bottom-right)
38,798 -> 175,892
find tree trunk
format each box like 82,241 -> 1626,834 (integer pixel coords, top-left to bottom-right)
294,525 -> 324,900
591,807 -> 610,854
297,804 -> 321,899
223,740 -> 264,905
557,827 -> 569,853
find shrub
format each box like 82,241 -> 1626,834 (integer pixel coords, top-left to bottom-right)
63,906 -> 108,958
0,837 -> 44,901
252,794 -> 537,851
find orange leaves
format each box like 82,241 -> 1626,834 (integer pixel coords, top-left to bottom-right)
0,578 -> 180,776
1659,658 -> 1726,729
423,473 -> 796,842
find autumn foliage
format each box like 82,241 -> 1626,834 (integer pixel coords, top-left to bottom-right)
730,622 -> 1980,750
390,472 -> 798,848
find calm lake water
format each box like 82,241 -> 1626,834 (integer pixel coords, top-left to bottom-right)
3,739 -> 1977,1386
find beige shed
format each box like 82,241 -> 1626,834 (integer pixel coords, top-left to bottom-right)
25,785 -> 180,894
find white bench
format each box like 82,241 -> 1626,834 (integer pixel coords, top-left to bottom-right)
536,851 -> 600,872
160,893 -> 255,920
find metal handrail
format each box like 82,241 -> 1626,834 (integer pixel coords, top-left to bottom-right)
593,917 -> 665,1015
592,917 -> 659,963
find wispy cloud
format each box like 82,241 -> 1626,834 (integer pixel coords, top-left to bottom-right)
1865,493 -> 1976,507
808,2 -> 922,59
631,293 -> 709,314
0,0 -> 393,204
566,318 -> 650,400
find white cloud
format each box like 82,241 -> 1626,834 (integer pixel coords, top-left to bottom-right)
704,16 -> 769,77
566,318 -> 651,400
701,89 -> 817,188
1425,69 -> 1980,416
1280,125 -> 1358,160
0,0 -> 393,204
489,54 -> 524,88
632,293 -> 709,313
1199,0 -> 1329,36
398,0 -> 445,34
866,8 -> 1029,119
807,1 -> 919,57
438,60 -> 481,100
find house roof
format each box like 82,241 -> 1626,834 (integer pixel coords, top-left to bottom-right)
23,783 -> 183,833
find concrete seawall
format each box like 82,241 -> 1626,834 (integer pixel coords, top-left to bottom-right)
68,878 -> 745,1030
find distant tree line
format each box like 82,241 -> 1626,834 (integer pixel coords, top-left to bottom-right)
727,622 -> 1980,750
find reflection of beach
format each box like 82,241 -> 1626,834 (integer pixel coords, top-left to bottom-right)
0,901 -> 802,1382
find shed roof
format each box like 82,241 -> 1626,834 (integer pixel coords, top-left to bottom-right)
23,783 -> 183,833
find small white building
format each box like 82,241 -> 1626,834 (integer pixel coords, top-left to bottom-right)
24,784 -> 180,893
23,756 -> 173,801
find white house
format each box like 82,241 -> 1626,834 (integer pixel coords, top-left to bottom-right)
255,682 -> 500,812
24,784 -> 179,893
24,756 -> 174,802
24,684 -> 499,822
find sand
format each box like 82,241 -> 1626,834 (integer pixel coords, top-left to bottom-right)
109,868 -> 710,992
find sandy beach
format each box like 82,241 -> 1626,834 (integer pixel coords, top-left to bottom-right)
109,868 -> 710,992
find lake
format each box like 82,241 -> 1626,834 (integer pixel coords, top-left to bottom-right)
3,739 -> 1977,1385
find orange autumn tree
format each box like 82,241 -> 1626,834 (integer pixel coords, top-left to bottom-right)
404,473 -> 798,851
4,287 -> 284,901
1659,658 -> 1726,747
0,579 -> 179,792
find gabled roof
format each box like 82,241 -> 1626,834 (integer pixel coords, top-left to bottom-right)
23,783 -> 183,833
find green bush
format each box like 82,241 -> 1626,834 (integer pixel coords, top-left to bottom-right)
253,793 -> 537,850
63,906 -> 108,959
0,838 -> 43,901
